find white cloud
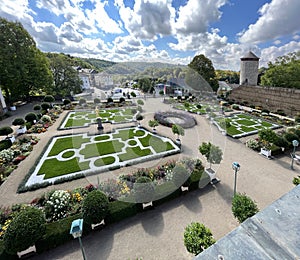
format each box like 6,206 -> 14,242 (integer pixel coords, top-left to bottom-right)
174,0 -> 227,35
116,0 -> 175,40
239,0 -> 300,43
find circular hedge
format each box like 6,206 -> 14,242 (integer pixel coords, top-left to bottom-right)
25,112 -> 38,123
0,126 -> 13,136
12,118 -> 25,126
154,111 -> 196,128
82,190 -> 109,225
3,207 -> 46,255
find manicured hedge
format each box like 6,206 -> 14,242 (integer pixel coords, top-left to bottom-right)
106,201 -> 139,224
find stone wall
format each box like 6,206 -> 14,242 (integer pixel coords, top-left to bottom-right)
228,85 -> 300,116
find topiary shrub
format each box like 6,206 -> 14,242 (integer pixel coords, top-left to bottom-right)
172,164 -> 190,187
12,118 -> 25,126
33,104 -> 41,111
137,99 -> 144,106
43,95 -> 55,103
131,92 -> 136,98
107,97 -> 113,103
41,115 -> 52,123
0,139 -> 12,151
3,207 -> 45,255
133,176 -> 155,203
41,102 -> 50,110
184,222 -> 216,255
25,112 -> 38,123
284,132 -> 299,144
232,193 -> 259,223
0,126 -> 13,136
94,98 -> 100,104
82,190 -> 109,225
63,99 -> 71,105
119,97 -> 125,103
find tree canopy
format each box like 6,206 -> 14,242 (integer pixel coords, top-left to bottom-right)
187,54 -> 219,92
260,51 -> 300,88
0,18 -> 53,104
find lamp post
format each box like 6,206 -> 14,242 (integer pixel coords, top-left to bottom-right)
291,140 -> 299,170
70,219 -> 87,260
232,162 -> 240,196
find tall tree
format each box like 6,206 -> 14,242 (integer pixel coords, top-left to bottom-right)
0,18 -> 53,104
46,53 -> 82,96
260,51 -> 300,88
187,54 -> 219,92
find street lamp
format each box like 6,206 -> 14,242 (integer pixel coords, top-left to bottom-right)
232,162 -> 240,196
70,219 -> 87,260
291,140 -> 299,170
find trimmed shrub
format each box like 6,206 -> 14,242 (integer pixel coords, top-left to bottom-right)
25,112 -> 38,123
284,132 -> 299,143
41,115 -> 52,123
0,126 -> 13,136
63,99 -> 71,105
106,201 -> 138,224
3,207 -> 46,255
172,164 -> 190,187
82,190 -> 109,225
119,97 -> 125,103
184,222 -> 216,255
131,92 -> 136,97
137,99 -> 144,106
153,182 -> 180,206
232,193 -> 259,223
273,136 -> 289,149
44,95 -> 55,103
78,98 -> 86,106
12,118 -> 25,126
33,104 -> 41,111
94,98 -> 100,104
0,139 -> 12,151
133,176 -> 155,203
107,97 -> 113,103
41,102 -> 50,111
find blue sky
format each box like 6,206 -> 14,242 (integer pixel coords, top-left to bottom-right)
0,0 -> 299,70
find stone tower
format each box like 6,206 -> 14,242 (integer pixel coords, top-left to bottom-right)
239,51 -> 260,86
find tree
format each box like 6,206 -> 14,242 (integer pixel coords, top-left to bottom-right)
258,128 -> 278,148
0,18 -> 53,104
3,207 -> 45,255
46,53 -> 82,96
184,222 -> 216,255
199,142 -> 223,169
260,51 -> 300,88
148,119 -> 159,131
82,190 -> 109,225
232,193 -> 259,223
188,54 -> 219,92
137,78 -> 152,93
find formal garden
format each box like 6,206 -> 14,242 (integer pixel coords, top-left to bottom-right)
59,107 -> 138,129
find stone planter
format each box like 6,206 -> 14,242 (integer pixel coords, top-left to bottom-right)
16,126 -> 27,135
205,168 -> 216,180
181,186 -> 189,192
260,148 -> 271,159
10,106 -> 16,111
91,219 -> 105,230
17,245 -> 36,258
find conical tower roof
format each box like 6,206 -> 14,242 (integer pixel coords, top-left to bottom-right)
241,51 -> 259,60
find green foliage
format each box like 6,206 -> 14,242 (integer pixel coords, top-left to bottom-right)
0,18 -> 53,104
172,164 -> 190,187
133,176 -> 155,203
44,95 -> 55,103
63,99 -> 71,105
232,193 -> 259,223
172,124 -> 185,139
188,54 -> 219,92
137,99 -> 144,106
78,98 -> 86,106
148,119 -> 159,129
137,78 -> 152,93
33,104 -> 41,110
183,222 -> 216,255
0,139 -> 12,151
3,207 -> 45,255
216,70 -> 239,84
25,112 -> 38,123
0,126 -> 13,136
82,190 -> 109,225
258,128 -> 278,146
199,142 -> 223,166
106,201 -> 138,225
12,118 -> 25,126
284,132 -> 299,143
159,90 -> 164,96
260,51 -> 300,88
293,176 -> 300,186
41,102 -> 51,110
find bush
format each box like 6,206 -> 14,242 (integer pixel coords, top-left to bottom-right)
107,97 -> 113,103
44,95 -> 55,103
41,115 -> 52,123
119,97 -> 125,103
12,118 -> 25,126
172,164 -> 190,187
137,99 -> 144,106
78,98 -> 86,106
0,126 -> 13,136
183,222 -> 216,255
82,190 -> 109,225
25,112 -> 38,123
106,201 -> 138,224
33,104 -> 41,111
293,176 -> 300,186
3,207 -> 45,255
41,102 -> 50,110
273,136 -> 289,148
0,139 -> 12,151
133,176 -> 155,203
131,92 -> 136,97
232,193 -> 259,223
284,132 -> 299,143
63,99 -> 71,105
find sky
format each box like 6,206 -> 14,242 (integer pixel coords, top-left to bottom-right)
0,0 -> 299,71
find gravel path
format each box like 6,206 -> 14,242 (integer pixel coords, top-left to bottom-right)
1,97 -> 299,260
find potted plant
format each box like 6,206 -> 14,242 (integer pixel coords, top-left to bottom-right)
172,124 -> 185,147
148,119 -> 159,133
258,128 -> 278,159
199,142 -> 223,182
